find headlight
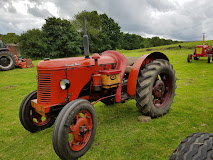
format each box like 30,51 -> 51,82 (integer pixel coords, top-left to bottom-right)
60,79 -> 70,90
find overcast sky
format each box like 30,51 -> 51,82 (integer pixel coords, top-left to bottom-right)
1,0 -> 213,41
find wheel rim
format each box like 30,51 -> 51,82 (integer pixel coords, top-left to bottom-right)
0,55 -> 13,68
30,108 -> 49,126
152,72 -> 172,108
68,110 -> 93,151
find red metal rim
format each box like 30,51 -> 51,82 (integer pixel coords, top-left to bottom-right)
152,72 -> 172,108
68,110 -> 93,151
30,108 -> 49,126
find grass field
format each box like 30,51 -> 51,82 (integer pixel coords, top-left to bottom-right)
1,41 -> 213,160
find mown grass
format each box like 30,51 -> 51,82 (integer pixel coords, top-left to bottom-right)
0,41 -> 213,160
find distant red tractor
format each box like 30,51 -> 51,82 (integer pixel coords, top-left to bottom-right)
0,37 -> 33,71
187,34 -> 213,63
19,18 -> 177,159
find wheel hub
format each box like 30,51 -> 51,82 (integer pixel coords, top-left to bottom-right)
72,116 -> 90,142
152,80 -> 165,98
0,56 -> 10,66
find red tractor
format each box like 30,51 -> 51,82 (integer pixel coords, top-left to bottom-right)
0,37 -> 33,71
19,18 -> 177,159
187,34 -> 213,63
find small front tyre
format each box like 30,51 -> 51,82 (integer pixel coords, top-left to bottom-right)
208,54 -> 212,63
187,54 -> 192,63
19,90 -> 55,133
170,132 -> 213,160
52,99 -> 97,160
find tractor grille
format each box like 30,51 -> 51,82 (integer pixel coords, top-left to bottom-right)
38,72 -> 51,103
196,48 -> 203,54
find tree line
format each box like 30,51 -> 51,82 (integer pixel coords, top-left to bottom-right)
0,11 -> 180,59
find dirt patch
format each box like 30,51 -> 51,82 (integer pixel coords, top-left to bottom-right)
138,115 -> 151,122
1,85 -> 17,89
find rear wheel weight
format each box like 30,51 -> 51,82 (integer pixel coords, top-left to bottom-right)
170,132 -> 213,160
136,59 -> 176,118
19,90 -> 55,133
52,99 -> 97,160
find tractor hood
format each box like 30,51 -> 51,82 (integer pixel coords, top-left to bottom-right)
37,55 -> 117,70
196,45 -> 210,48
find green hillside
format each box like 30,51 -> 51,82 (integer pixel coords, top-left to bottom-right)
0,41 -> 213,160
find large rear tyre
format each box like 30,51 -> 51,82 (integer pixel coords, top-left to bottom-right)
52,99 -> 97,160
187,54 -> 192,63
0,51 -> 16,71
136,59 -> 176,117
208,54 -> 212,63
19,90 -> 55,133
170,133 -> 213,160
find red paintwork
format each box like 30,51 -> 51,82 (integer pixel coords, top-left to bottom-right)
31,51 -> 169,116
152,80 -> 165,98
99,69 -> 121,75
37,56 -> 116,70
93,74 -> 102,86
192,45 -> 213,58
102,50 -> 128,102
69,110 -> 93,151
15,55 -> 34,68
152,73 -> 172,108
32,52 -> 121,114
127,52 -> 169,97
30,99 -> 51,126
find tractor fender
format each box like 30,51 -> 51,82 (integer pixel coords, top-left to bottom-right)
127,52 -> 169,97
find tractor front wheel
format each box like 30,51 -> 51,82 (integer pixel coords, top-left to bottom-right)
0,51 -> 16,71
52,99 -> 97,159
208,54 -> 212,63
136,59 -> 176,117
194,52 -> 199,60
170,133 -> 213,160
187,54 -> 192,62
19,90 -> 55,133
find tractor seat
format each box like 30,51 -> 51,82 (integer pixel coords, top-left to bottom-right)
125,57 -> 139,73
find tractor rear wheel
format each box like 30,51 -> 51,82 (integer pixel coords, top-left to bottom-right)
52,99 -> 97,160
187,54 -> 192,62
0,51 -> 16,71
170,132 -> 213,160
208,54 -> 212,63
136,59 -> 176,118
19,90 -> 55,133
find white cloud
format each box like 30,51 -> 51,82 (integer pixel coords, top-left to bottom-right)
0,0 -> 213,41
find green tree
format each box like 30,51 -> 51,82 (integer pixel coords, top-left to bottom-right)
73,10 -> 122,53
19,29 -> 46,58
42,17 -> 82,58
100,13 -> 122,50
121,33 -> 143,50
1,33 -> 20,44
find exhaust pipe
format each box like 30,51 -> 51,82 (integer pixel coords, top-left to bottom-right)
83,17 -> 90,58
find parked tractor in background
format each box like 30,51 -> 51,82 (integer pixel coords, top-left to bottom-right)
19,18 -> 177,159
0,37 -> 33,71
187,34 -> 213,63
